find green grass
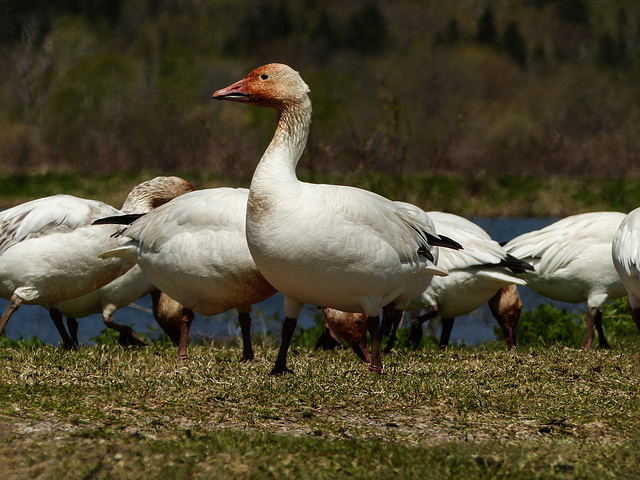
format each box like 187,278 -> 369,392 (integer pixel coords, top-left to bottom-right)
0,322 -> 639,479
3,171 -> 640,217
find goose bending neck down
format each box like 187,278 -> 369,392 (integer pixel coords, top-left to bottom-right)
98,187 -> 277,362
0,176 -> 194,349
504,212 -> 627,349
213,63 -> 462,374
58,176 -> 195,346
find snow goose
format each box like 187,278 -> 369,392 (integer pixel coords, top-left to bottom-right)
98,187 -> 278,361
0,197 -> 135,348
323,211 -> 530,354
504,212 -> 627,349
213,63 -> 461,373
59,176 -> 194,346
315,307 -> 370,362
611,207 -> 640,335
487,284 -> 523,348
401,211 -> 532,351
150,290 -> 184,345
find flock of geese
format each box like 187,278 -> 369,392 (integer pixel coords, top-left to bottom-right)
1,63 -> 639,374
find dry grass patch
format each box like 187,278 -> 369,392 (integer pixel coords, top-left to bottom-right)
0,342 -> 639,478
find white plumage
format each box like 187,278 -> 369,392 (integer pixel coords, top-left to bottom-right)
611,207 -> 640,336
403,211 -> 531,350
56,176 -> 194,346
213,63 -> 461,373
504,211 -> 627,348
100,187 -> 277,361
0,195 -> 134,347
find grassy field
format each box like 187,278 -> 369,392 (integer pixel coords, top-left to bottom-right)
1,325 -> 639,479
1,172 -> 639,478
2,171 -> 640,218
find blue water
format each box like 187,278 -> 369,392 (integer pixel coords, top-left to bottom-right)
0,217 -> 587,347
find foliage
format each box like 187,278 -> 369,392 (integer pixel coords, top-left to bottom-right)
89,327 -> 136,346
1,0 -> 640,183
2,171 -> 640,217
0,335 -> 45,349
494,298 -> 638,349
505,303 -> 586,348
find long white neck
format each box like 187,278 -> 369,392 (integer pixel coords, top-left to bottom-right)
250,95 -> 312,191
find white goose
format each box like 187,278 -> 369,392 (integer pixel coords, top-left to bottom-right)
611,207 -> 640,336
58,176 -> 194,346
402,211 -> 532,351
319,286 -> 521,360
316,307 -> 370,362
99,187 -> 277,361
0,197 -> 134,348
321,211 -> 530,355
504,211 -> 627,349
213,63 -> 461,373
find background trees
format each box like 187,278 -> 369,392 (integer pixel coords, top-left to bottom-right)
1,0 -> 640,182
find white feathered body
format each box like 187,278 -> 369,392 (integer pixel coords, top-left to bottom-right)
247,145 -> 447,317
504,212 -> 626,307
612,207 -> 640,309
57,265 -> 153,319
104,188 -> 276,316
408,212 -> 527,318
0,195 -> 133,305
55,176 -> 195,320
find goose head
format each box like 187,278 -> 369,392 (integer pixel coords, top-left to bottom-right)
321,307 -> 370,363
212,63 -> 310,110
121,176 -> 195,214
488,284 -> 522,350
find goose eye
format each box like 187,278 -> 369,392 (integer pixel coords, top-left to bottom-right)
260,74 -> 269,80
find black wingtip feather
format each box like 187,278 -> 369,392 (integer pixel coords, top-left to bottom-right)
501,254 -> 535,274
426,232 -> 463,251
92,213 -> 145,226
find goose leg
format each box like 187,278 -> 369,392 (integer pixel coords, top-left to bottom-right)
630,304 -> 640,334
67,317 -> 79,348
49,308 -> 75,350
406,306 -> 438,348
366,315 -> 383,373
238,310 -> 254,361
380,304 -> 395,337
0,294 -> 22,335
102,316 -> 148,346
439,318 -> 455,350
583,307 -> 605,349
593,309 -> 610,349
271,317 -> 297,375
178,308 -> 194,362
382,308 -> 404,354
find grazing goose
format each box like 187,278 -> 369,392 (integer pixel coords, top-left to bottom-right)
487,284 -> 524,348
315,307 -> 370,362
504,212 -> 627,349
59,176 -> 194,346
213,63 -> 461,373
402,211 -> 532,351
98,187 -> 277,361
150,290 -> 184,345
611,207 -> 640,335
319,285 -> 523,362
0,197 -> 135,348
321,212 -> 530,355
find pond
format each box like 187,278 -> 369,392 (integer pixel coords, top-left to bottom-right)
0,217 -> 589,347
